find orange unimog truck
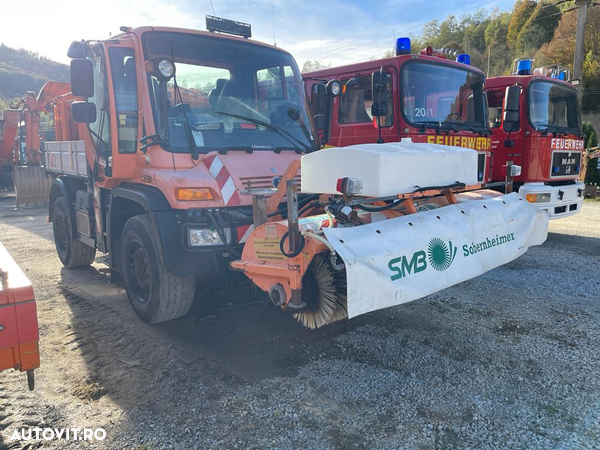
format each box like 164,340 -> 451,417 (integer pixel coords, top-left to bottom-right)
44,17 -> 319,324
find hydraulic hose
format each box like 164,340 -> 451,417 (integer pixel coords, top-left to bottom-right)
279,231 -> 306,258
229,194 -> 320,219
207,211 -> 241,259
355,200 -> 402,212
301,230 -> 345,271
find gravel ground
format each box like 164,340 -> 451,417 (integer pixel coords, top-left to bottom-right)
0,195 -> 599,450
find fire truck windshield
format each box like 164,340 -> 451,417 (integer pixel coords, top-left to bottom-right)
143,32 -> 318,153
401,62 -> 487,131
528,81 -> 581,134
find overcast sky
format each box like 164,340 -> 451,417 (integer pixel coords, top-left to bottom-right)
1,0 -> 516,67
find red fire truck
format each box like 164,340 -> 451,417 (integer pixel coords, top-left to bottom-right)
486,59 -> 585,218
303,38 -> 492,185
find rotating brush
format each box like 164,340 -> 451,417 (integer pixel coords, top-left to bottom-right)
294,253 -> 347,329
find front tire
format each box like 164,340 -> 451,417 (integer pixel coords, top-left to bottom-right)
52,196 -> 96,268
120,215 -> 195,324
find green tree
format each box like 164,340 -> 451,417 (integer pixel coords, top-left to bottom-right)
421,20 -> 441,46
484,12 -> 512,75
516,1 -> 561,54
536,8 -> 600,112
583,122 -> 599,185
301,60 -> 331,73
507,0 -> 537,50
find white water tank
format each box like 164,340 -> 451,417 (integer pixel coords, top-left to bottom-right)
301,138 -> 478,197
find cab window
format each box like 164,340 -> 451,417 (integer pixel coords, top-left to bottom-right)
338,74 -> 393,126
486,91 -> 506,129
88,49 -> 111,155
109,47 -> 138,154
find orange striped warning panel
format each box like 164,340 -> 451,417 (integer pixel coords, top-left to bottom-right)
0,242 -> 40,390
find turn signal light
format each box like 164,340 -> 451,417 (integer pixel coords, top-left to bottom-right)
176,188 -> 215,201
525,193 -> 551,203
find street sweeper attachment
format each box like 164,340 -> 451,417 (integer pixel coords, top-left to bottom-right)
231,139 -> 549,329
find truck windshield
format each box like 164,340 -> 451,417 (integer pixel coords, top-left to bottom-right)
143,32 -> 317,153
528,81 -> 581,134
401,62 -> 487,131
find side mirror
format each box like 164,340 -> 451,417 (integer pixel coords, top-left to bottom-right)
503,84 -> 521,133
70,59 -> 94,98
371,70 -> 388,117
371,70 -> 387,105
67,40 -> 87,59
371,102 -> 387,118
71,101 -> 97,123
313,114 -> 327,131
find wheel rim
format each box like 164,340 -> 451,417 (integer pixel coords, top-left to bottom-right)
129,240 -> 151,303
55,211 -> 68,257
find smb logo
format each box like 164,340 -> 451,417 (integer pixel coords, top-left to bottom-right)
388,238 -> 458,281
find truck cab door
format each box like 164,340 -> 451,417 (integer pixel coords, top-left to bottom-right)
104,40 -> 141,180
334,70 -> 397,147
488,86 -> 525,182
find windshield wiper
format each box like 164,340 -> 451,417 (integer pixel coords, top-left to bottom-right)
538,123 -> 578,136
445,121 -> 491,135
215,146 -> 301,154
416,121 -> 458,133
214,111 -> 314,153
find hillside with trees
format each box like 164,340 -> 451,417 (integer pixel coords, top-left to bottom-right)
410,1 -> 599,112
0,44 -> 68,112
303,1 -> 599,113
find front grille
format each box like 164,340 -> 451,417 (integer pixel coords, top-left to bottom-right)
551,152 -> 581,177
477,153 -> 485,182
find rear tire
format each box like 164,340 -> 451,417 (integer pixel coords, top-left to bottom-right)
52,196 -> 96,268
120,214 -> 195,324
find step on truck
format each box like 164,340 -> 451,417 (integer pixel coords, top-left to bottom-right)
486,59 -> 585,219
45,17 -> 320,324
302,38 -> 493,186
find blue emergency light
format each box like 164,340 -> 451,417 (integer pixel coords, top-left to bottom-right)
395,37 -> 411,56
517,59 -> 532,75
457,54 -> 470,65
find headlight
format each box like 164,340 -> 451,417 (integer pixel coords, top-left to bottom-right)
327,80 -> 341,97
525,193 -> 551,203
158,59 -> 175,79
188,228 -> 230,246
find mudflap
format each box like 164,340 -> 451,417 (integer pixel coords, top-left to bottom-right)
323,192 -> 549,318
12,166 -> 52,207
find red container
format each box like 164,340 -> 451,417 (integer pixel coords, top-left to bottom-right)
0,242 -> 40,390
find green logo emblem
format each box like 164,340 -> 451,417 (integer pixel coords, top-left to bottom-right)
427,238 -> 457,272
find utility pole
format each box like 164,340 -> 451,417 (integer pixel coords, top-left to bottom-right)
573,0 -> 590,93
272,5 -> 277,47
